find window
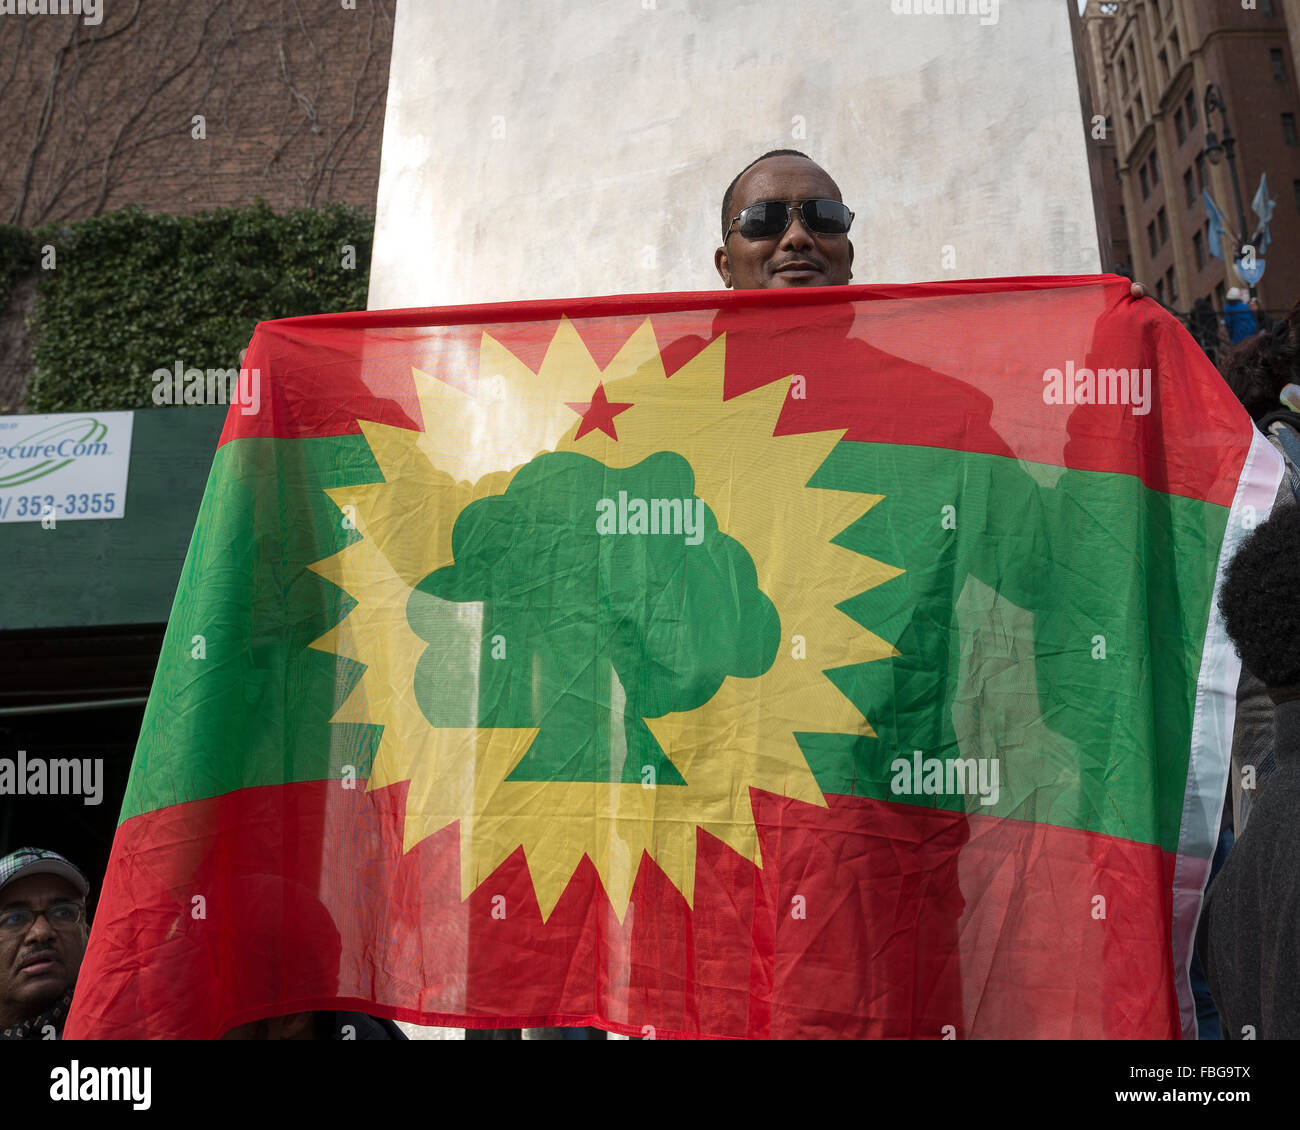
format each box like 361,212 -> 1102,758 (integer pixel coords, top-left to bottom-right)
1194,230 -> 1206,270
1120,56 -> 1129,91
1285,112 -> 1298,146
1169,29 -> 1180,63
1158,206 -> 1169,245
1175,106 -> 1186,144
1137,93 -> 1146,121
1148,220 -> 1158,257
1295,178 -> 1300,210
1195,150 -> 1206,192
1156,279 -> 1166,304
1183,168 -> 1195,206
1119,202 -> 1126,225
1150,152 -> 1160,185
1114,157 -> 1121,183
1272,49 -> 1286,83
1185,90 -> 1198,129
1166,267 -> 1178,305
1159,49 -> 1169,83
1126,109 -> 1135,140
1130,43 -> 1138,79
1140,164 -> 1150,199
1262,0 -> 1275,16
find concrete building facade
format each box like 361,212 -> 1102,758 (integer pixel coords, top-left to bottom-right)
369,0 -> 1105,309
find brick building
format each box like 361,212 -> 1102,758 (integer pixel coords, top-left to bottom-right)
1078,0 -> 1300,317
0,0 -> 394,226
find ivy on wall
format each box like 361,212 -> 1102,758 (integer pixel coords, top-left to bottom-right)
16,200 -> 373,413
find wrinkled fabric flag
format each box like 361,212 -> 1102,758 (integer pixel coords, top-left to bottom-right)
1250,173 -> 1275,254
1204,190 -> 1230,262
67,276 -> 1280,1039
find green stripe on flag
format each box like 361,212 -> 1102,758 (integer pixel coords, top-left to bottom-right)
801,441 -> 1227,854
121,434 -> 384,824
123,434 -> 1226,859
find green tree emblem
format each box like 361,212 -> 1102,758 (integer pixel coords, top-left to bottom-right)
408,451 -> 779,785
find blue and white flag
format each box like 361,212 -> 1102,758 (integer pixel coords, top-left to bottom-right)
1204,190 -> 1229,261
1251,174 -> 1276,254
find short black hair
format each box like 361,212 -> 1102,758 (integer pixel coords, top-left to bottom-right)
1219,503 -> 1300,689
1222,298 -> 1300,421
720,149 -> 814,241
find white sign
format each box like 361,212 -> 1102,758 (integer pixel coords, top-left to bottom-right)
0,412 -> 134,524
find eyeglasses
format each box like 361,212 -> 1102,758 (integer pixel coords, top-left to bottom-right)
727,198 -> 854,241
0,902 -> 85,935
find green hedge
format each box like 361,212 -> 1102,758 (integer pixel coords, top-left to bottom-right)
25,201 -> 373,412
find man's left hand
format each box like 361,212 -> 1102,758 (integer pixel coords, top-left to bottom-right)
1130,282 -> 1146,300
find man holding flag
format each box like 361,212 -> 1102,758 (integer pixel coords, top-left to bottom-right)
65,151 -> 1260,1043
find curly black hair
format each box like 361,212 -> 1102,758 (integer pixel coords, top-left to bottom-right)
1222,298 -> 1300,422
1219,503 -> 1300,689
719,149 -> 813,241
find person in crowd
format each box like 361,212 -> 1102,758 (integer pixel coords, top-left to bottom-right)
1190,296 -> 1220,362
1191,299 -> 1300,1036
1200,504 -> 1300,1039
1224,287 -> 1259,345
0,847 -> 91,1040
1221,299 -> 1300,833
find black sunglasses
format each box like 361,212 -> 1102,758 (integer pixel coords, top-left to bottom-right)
727,198 -> 854,241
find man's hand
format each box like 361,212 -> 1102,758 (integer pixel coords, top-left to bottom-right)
1130,282 -> 1146,300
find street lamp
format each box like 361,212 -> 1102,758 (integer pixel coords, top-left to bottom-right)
1203,82 -> 1251,264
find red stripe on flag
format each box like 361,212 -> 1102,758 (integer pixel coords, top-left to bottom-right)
219,278 -> 1248,506
68,781 -> 1179,1039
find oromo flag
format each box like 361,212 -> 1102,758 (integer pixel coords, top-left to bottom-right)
66,276 -> 1280,1039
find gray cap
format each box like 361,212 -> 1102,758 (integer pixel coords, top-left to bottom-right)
0,846 -> 90,900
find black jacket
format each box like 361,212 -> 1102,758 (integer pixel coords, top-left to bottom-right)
1201,698 -> 1300,1038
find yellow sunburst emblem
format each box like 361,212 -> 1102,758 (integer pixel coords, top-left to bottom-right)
309,317 -> 900,919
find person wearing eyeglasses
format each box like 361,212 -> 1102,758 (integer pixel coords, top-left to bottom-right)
714,148 -> 1147,299
0,847 -> 91,1041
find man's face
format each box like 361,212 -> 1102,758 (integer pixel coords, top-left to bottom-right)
0,875 -> 88,1028
715,156 -> 854,290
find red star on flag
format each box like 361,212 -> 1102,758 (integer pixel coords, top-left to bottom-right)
565,383 -> 634,441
